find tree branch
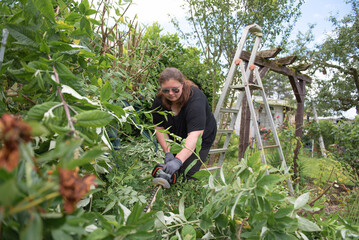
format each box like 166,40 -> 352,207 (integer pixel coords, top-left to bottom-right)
49,56 -> 76,134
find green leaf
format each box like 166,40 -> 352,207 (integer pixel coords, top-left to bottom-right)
267,192 -> 286,202
34,72 -> 45,90
100,81 -> 113,102
27,121 -> 49,136
6,24 -> 38,47
79,0 -> 89,14
294,192 -> 310,209
181,225 -> 196,240
274,207 -> 293,218
184,159 -> 197,178
64,146 -> 104,169
200,213 -> 212,230
179,196 -> 186,220
26,102 -> 62,121
33,0 -> 55,22
231,192 -> 243,219
55,62 -> 84,94
74,110 -> 113,128
37,139 -> 82,165
195,134 -> 202,154
47,123 -> 71,135
0,177 -> 23,207
20,212 -> 43,240
214,214 -> 228,229
103,103 -> 125,119
65,12 -> 82,24
191,170 -> 210,179
126,231 -> 156,240
85,9 -> 97,16
87,228 -> 109,240
40,40 -> 50,54
102,200 -> 116,214
126,202 -> 145,225
297,215 -> 321,232
257,174 -> 282,188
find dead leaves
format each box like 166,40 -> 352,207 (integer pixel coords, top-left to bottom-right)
59,168 -> 96,213
0,113 -> 32,171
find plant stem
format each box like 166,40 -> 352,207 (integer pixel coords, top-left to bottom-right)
162,220 -> 200,230
16,182 -> 57,206
49,56 -> 76,134
7,192 -> 60,216
309,181 -> 336,207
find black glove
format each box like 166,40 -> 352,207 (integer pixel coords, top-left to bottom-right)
164,152 -> 175,164
163,158 -> 183,175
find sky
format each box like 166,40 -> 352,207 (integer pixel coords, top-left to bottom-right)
124,0 -> 356,118
125,0 -> 352,44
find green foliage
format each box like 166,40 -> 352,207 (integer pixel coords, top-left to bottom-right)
1,0 -> 358,239
289,0 -> 359,115
152,152 -> 355,239
302,119 -> 336,153
142,22 -> 215,108
332,117 -> 359,175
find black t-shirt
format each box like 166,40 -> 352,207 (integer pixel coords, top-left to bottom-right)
152,86 -> 217,149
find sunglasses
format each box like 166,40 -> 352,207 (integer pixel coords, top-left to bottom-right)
161,87 -> 180,94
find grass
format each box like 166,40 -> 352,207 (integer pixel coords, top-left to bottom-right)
299,153 -> 354,186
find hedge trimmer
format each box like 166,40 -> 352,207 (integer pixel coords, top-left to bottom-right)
143,164 -> 178,213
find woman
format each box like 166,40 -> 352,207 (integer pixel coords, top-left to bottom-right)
151,67 -> 217,180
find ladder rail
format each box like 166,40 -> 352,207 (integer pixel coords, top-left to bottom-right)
253,67 -> 294,194
217,94 -> 244,166
239,61 -> 267,165
210,23 -> 294,196
214,24 -> 262,121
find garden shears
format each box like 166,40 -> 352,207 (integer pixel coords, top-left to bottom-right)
143,164 -> 178,213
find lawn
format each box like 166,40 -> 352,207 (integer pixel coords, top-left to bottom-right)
299,154 -> 354,186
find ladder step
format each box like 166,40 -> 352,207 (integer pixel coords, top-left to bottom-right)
209,148 -> 227,154
217,129 -> 234,134
220,108 -> 239,113
231,84 -> 263,91
262,144 -> 280,149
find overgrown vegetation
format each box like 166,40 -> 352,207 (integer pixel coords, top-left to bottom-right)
0,0 -> 358,239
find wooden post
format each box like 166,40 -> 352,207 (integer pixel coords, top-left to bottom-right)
238,67 -> 269,161
238,96 -> 251,160
292,79 -> 306,184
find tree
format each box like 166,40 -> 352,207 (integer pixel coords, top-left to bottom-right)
173,0 -> 304,110
291,0 -> 359,115
142,22 -> 216,108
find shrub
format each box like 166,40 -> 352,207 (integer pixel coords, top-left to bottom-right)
332,116 -> 359,176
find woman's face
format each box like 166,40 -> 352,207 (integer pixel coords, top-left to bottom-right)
161,79 -> 183,102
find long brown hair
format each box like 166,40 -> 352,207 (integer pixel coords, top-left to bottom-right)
156,67 -> 197,110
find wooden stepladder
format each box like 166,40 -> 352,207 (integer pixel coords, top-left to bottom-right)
210,24 -> 294,194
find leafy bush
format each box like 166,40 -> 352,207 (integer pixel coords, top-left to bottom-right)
0,0 -> 358,239
332,116 -> 359,176
303,119 -> 336,155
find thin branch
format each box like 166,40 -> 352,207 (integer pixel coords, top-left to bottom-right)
309,181 -> 337,207
49,56 -> 76,134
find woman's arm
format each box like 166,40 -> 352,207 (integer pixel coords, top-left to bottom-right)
175,130 -> 204,163
154,126 -> 171,153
